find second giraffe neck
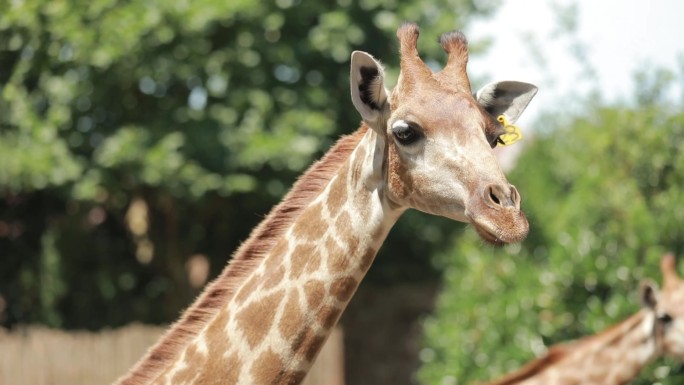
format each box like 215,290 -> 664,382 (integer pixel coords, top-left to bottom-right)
494,310 -> 661,385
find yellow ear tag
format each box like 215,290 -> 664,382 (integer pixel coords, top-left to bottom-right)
496,115 -> 523,146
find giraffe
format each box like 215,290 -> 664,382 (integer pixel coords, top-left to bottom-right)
115,22 -> 538,385
477,253 -> 684,385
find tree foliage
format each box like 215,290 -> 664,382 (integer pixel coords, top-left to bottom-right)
0,0 -> 498,328
418,93 -> 684,384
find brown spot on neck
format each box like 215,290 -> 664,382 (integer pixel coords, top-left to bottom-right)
358,247 -> 377,273
304,280 -> 326,308
294,327 -> 328,362
327,166 -> 349,218
251,348 -> 286,384
290,202 -> 328,242
194,351 -> 242,385
290,242 -> 318,280
281,370 -> 307,385
330,276 -> 358,303
279,291 -> 305,340
317,304 -> 341,330
324,236 -> 347,273
236,289 -> 286,349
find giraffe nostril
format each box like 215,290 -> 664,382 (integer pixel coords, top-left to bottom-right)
510,185 -> 521,207
489,188 -> 500,205
485,184 -> 519,209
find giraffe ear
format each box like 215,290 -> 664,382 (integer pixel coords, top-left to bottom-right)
475,81 -> 538,124
640,279 -> 660,310
350,51 -> 389,129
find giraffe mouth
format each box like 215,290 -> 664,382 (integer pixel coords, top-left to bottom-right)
467,210 -> 528,246
471,221 -> 506,246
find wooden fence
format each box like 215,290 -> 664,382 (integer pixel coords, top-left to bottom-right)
0,324 -> 344,385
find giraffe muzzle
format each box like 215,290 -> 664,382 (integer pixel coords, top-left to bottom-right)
466,184 -> 529,245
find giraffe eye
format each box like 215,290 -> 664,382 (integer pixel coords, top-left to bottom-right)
391,120 -> 421,145
658,313 -> 673,324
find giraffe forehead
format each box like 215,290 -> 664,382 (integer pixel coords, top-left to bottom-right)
392,91 -> 483,134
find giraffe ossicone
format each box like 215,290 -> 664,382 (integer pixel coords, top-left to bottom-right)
115,22 -> 537,385
476,253 -> 684,385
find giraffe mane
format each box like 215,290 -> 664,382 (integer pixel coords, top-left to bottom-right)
479,345 -> 570,385
116,125 -> 369,385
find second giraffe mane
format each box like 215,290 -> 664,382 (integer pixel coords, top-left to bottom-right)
480,345 -> 570,385
119,126 -> 369,385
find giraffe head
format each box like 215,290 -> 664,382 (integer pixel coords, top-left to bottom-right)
640,253 -> 684,361
350,22 -> 537,245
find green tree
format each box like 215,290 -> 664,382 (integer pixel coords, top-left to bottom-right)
0,0 -> 497,329
418,86 -> 684,384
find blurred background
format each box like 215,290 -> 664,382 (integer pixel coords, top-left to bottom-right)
1,0 -> 683,384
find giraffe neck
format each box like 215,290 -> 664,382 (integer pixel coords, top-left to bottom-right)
115,128 -> 369,385
153,127 -> 403,384
491,310 -> 661,385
